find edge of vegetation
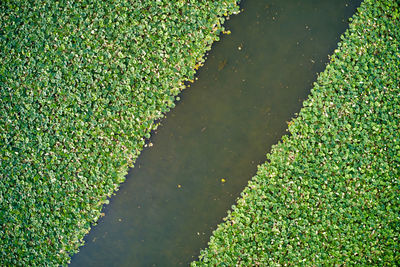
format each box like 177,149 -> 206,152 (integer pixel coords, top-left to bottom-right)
193,0 -> 400,265
0,0 -> 239,265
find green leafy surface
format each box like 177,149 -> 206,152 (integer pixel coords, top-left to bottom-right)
193,0 -> 400,265
0,0 -> 239,265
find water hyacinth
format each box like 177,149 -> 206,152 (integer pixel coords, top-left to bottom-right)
0,0 -> 240,265
193,0 -> 400,265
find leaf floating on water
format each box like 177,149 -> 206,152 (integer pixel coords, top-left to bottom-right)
217,59 -> 228,71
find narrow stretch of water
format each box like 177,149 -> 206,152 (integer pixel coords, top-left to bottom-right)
71,0 -> 361,266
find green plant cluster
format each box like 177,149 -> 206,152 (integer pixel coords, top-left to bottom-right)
0,0 -> 239,265
193,0 -> 400,265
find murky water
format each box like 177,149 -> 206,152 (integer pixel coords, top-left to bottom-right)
70,0 -> 361,266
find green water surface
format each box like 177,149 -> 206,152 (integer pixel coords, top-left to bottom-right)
71,0 -> 361,266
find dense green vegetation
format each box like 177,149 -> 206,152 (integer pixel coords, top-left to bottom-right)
193,0 -> 400,265
0,0 -> 239,265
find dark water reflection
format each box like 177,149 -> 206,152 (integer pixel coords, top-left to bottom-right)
71,0 -> 361,266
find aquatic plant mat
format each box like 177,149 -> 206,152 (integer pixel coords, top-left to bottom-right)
0,0 -> 239,265
193,0 -> 400,265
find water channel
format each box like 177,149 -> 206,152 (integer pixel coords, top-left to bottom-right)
71,0 -> 361,266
